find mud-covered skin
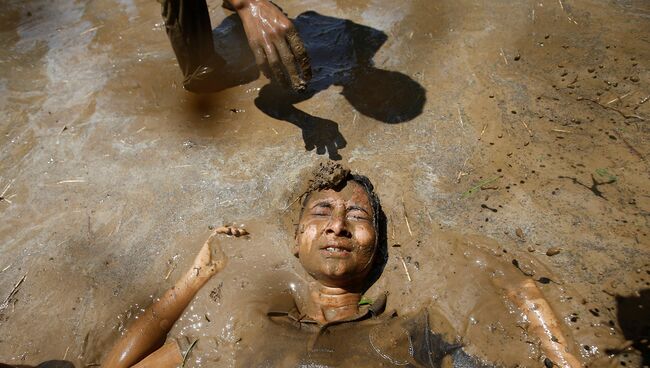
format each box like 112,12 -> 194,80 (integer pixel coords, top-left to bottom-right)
102,227 -> 246,368
295,181 -> 376,289
228,0 -> 311,90
163,0 -> 311,92
294,174 -> 382,324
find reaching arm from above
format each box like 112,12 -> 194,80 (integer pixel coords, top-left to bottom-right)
226,0 -> 312,91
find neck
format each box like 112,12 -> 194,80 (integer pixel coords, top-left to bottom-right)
305,282 -> 362,324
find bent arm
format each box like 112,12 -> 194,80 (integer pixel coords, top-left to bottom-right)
103,228 -> 236,368
103,269 -> 209,368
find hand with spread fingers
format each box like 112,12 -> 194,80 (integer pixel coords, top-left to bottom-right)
298,116 -> 347,160
227,0 -> 312,91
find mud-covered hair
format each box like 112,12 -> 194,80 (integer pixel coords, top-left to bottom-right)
298,172 -> 388,289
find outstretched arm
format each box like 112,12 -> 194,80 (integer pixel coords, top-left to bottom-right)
507,279 -> 582,368
103,227 -> 246,368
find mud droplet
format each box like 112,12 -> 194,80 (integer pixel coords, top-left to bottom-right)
544,357 -> 554,368
546,247 -> 561,256
527,246 -> 535,252
515,228 -> 524,238
630,76 -> 639,83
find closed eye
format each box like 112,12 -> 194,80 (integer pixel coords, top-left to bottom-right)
310,201 -> 332,216
311,210 -> 330,217
347,211 -> 370,221
346,205 -> 371,221
348,214 -> 369,221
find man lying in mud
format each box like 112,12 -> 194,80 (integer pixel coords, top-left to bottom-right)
102,162 -> 582,368
163,0 -> 311,92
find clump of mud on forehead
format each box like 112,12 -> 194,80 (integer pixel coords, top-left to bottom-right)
279,161 -> 351,239
305,161 -> 351,194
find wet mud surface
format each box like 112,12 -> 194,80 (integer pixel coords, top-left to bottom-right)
1,0 -> 649,366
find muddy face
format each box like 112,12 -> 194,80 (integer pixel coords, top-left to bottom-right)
294,181 -> 377,289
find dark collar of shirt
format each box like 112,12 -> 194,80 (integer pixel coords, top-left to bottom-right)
266,292 -> 392,349
267,291 -> 389,325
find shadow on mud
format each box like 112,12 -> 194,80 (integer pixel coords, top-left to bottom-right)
0,361 -> 75,368
614,289 -> 650,365
211,11 -> 427,159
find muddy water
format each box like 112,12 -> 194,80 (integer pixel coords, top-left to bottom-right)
167,225 -> 603,367
0,0 -> 648,367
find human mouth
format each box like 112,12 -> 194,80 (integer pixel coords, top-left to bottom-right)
325,246 -> 349,253
320,243 -> 352,257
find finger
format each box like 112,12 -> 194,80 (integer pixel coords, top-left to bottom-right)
303,132 -> 315,151
215,226 -> 248,237
305,140 -> 315,151
232,227 -> 248,237
263,42 -> 288,88
274,38 -> 305,91
251,44 -> 272,79
326,142 -> 342,160
286,27 -> 312,82
335,134 -> 347,149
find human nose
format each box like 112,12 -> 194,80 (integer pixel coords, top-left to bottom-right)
324,208 -> 351,237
